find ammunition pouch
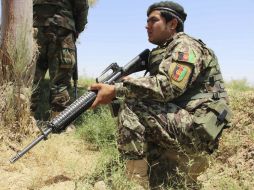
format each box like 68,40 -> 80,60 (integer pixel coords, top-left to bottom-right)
109,99 -> 121,117
193,100 -> 232,142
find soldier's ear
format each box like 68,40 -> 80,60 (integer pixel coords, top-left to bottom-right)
169,18 -> 178,30
166,21 -> 171,31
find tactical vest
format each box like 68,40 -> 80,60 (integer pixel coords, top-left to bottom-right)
149,34 -> 228,105
148,43 -> 168,76
33,0 -> 76,31
149,34 -> 231,144
148,33 -> 227,103
175,38 -> 228,105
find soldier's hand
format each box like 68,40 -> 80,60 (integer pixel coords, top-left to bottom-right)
89,83 -> 116,109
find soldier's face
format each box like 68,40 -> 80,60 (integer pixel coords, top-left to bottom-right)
146,10 -> 173,46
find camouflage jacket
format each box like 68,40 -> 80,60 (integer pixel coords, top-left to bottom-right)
33,0 -> 89,33
115,32 -> 228,111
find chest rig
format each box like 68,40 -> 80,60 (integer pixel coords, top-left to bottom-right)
148,44 -> 168,76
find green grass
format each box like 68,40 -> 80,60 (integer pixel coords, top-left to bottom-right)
226,78 -> 254,91
76,106 -> 117,148
73,79 -> 143,189
75,105 -> 133,189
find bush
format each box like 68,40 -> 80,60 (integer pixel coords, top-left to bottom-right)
76,106 -> 117,148
226,79 -> 254,91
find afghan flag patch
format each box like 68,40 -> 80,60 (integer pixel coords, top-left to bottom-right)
171,64 -> 188,82
177,52 -> 189,62
175,51 -> 196,64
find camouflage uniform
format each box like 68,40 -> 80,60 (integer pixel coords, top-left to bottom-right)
115,32 -> 232,187
31,0 -> 89,114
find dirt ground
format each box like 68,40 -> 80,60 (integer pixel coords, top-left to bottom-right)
0,131 -> 100,190
1,128 -> 254,190
199,137 -> 254,189
1,91 -> 254,190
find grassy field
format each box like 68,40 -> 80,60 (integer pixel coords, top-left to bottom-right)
0,78 -> 253,190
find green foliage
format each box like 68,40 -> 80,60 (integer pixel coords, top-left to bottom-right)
76,106 -> 135,189
226,79 -> 254,91
76,106 -> 117,148
77,77 -> 95,91
74,79 -> 143,189
81,145 -> 143,190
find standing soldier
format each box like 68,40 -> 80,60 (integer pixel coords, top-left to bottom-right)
31,0 -> 89,118
89,1 -> 232,189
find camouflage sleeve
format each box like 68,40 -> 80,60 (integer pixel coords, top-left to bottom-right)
73,0 -> 89,33
115,41 -> 204,102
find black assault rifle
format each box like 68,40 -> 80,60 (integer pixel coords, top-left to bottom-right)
10,49 -> 150,163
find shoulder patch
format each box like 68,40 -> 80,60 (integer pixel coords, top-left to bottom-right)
168,62 -> 193,90
174,49 -> 197,64
172,64 -> 188,82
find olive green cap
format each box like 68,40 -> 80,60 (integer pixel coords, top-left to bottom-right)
147,1 -> 187,23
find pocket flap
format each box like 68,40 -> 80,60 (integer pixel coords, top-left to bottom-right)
208,101 -> 232,122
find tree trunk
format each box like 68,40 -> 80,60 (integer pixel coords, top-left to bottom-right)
0,0 -> 34,86
0,0 -> 35,130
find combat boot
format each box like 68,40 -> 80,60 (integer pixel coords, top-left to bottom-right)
126,158 -> 149,189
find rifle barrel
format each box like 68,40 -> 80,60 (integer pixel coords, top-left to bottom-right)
10,128 -> 52,163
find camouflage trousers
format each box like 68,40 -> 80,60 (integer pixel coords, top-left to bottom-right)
117,99 -> 210,188
31,26 -> 76,114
